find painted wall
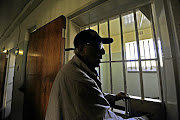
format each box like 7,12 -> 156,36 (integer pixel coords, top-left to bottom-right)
152,0 -> 179,119
166,0 -> 180,118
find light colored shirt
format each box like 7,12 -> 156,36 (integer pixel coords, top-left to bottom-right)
45,55 -> 123,120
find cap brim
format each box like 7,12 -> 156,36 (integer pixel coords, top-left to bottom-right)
101,38 -> 113,44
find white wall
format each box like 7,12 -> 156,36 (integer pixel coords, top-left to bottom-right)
152,0 -> 179,119
166,0 -> 180,118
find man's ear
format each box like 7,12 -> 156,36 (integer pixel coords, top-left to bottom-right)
75,44 -> 85,56
78,44 -> 84,52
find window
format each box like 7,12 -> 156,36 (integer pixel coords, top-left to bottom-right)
125,39 -> 157,72
81,5 -> 162,102
124,13 -> 134,24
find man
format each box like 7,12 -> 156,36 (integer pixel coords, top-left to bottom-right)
45,29 -> 148,120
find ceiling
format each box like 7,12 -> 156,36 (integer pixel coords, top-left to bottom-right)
0,0 -> 43,42
70,0 -> 151,27
70,0 -> 151,36
0,0 -> 30,38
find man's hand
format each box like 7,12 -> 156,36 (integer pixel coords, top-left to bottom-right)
115,91 -> 130,101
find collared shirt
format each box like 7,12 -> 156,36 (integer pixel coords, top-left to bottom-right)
45,55 -> 123,120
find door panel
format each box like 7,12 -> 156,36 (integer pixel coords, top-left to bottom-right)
0,53 -> 7,108
25,15 -> 66,120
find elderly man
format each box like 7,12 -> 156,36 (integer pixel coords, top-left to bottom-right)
45,29 -> 148,120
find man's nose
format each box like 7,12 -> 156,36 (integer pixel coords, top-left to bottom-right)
100,48 -> 105,55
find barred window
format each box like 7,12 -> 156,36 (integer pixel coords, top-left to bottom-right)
125,39 -> 157,72
80,4 -> 162,101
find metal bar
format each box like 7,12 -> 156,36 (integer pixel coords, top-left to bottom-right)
134,10 -> 144,100
107,20 -> 113,94
65,48 -> 75,51
98,23 -> 101,80
147,40 -> 153,69
100,58 -> 158,63
133,42 -> 137,69
97,23 -> 99,34
142,41 -> 147,69
120,15 -> 129,117
129,43 -> 132,70
149,5 -> 164,102
149,4 -> 166,120
120,16 -> 127,95
98,66 -> 101,81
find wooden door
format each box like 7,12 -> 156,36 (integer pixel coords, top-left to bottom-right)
0,53 -> 7,108
24,15 -> 66,120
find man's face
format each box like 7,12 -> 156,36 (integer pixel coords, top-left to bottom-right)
81,42 -> 105,68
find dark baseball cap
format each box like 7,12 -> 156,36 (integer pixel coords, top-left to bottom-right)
74,29 -> 113,48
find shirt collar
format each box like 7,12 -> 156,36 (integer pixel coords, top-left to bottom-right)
72,55 -> 98,79
72,55 -> 102,91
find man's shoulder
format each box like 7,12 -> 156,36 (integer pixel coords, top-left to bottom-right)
60,59 -> 82,76
61,59 -> 76,70
62,60 -> 91,80
54,60 -> 79,83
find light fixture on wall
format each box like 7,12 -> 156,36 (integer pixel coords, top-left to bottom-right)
3,50 -> 8,53
2,47 -> 8,53
15,48 -> 19,55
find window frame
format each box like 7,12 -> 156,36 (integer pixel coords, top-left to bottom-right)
80,4 -> 163,103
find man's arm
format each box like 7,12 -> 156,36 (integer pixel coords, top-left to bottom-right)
104,92 -> 129,107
